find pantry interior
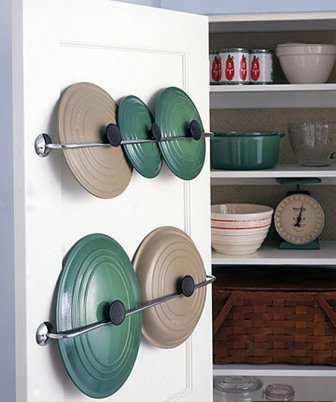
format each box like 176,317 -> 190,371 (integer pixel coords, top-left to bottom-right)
209,12 -> 336,400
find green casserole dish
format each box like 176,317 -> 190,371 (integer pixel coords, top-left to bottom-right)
210,131 -> 284,170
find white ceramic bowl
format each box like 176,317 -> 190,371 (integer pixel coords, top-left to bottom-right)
276,43 -> 336,55
211,204 -> 273,221
211,204 -> 273,255
211,227 -> 269,236
211,233 -> 267,245
212,242 -> 264,255
276,43 -> 336,84
211,231 -> 268,255
211,217 -> 272,229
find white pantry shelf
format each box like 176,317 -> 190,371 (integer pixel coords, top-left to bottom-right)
212,241 -> 336,266
210,165 -> 336,185
209,12 -> 336,33
213,369 -> 336,399
210,83 -> 336,109
213,364 -> 336,377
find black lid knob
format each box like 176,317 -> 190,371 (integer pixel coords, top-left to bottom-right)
106,123 -> 122,147
178,275 -> 195,298
189,120 -> 202,141
151,123 -> 162,141
109,300 -> 126,325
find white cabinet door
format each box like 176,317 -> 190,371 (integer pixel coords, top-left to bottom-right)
10,1 -> 211,401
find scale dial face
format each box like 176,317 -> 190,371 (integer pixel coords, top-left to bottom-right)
274,193 -> 325,245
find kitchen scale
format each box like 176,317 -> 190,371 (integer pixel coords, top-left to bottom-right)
274,178 -> 325,250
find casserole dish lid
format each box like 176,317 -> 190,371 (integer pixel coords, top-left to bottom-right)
155,87 -> 205,180
118,95 -> 162,179
133,226 -> 206,349
58,82 -> 132,198
56,233 -> 142,398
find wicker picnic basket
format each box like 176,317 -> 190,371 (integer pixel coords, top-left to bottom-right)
213,266 -> 336,366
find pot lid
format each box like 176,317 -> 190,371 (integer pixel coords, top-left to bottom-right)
155,87 -> 205,180
133,226 -> 206,348
58,82 -> 132,198
56,233 -> 142,398
118,95 -> 162,179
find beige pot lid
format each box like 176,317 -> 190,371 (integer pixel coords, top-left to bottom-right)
133,226 -> 206,349
58,82 -> 132,198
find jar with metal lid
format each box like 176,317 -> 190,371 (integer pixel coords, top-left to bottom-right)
264,383 -> 295,401
218,48 -> 250,85
249,49 -> 273,84
213,376 -> 263,402
210,50 -> 222,85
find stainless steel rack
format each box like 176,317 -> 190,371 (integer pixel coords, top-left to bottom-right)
34,120 -> 213,157
36,274 -> 215,346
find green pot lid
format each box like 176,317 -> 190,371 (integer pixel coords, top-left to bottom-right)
118,96 -> 162,179
56,234 -> 142,399
155,87 -> 205,180
133,226 -> 206,349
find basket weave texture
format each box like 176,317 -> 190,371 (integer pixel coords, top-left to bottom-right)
213,267 -> 336,366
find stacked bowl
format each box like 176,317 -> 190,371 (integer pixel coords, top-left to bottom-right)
276,43 -> 336,84
211,204 -> 273,255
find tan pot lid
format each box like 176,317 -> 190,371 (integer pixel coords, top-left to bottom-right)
58,82 -> 132,198
133,226 -> 206,349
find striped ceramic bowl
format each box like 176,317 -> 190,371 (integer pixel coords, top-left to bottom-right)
211,204 -> 273,255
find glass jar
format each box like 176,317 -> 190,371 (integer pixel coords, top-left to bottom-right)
249,49 -> 273,84
264,384 -> 295,401
213,376 -> 263,402
218,48 -> 250,85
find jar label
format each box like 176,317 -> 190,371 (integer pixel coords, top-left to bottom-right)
210,52 -> 222,85
250,52 -> 273,84
218,50 -> 250,84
